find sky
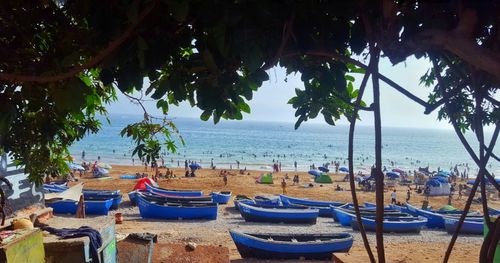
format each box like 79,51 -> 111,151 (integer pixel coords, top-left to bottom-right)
107,56 -> 453,129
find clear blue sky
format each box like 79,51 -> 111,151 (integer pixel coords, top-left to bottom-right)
107,56 -> 454,129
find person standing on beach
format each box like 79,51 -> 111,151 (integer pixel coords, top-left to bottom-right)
294,161 -> 297,171
281,178 -> 287,194
223,174 -> 228,186
406,189 -> 411,203
391,190 -> 397,204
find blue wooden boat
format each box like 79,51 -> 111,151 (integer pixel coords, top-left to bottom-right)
333,207 -> 413,227
489,207 -> 500,215
351,216 -> 428,233
234,198 -> 256,211
211,191 -> 232,204
444,218 -> 484,235
405,203 -> 482,228
279,194 -> 343,207
279,195 -> 344,217
129,190 -> 212,205
254,195 -> 281,206
46,198 -> 113,215
332,205 -> 401,222
83,192 -> 122,209
145,183 -> 203,197
128,190 -> 140,204
137,193 -> 218,220
229,230 -> 353,260
238,202 -> 319,224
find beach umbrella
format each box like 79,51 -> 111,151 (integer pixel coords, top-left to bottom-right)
308,170 -> 321,177
386,171 -> 400,179
133,178 -> 158,191
189,163 -> 202,170
67,162 -> 85,171
392,168 -> 405,174
339,167 -> 349,173
318,166 -> 329,173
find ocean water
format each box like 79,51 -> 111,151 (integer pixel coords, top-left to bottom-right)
69,114 -> 500,175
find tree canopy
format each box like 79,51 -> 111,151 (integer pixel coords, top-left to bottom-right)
1,1 -> 499,262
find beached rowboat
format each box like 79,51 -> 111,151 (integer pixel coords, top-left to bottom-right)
279,194 -> 343,207
136,193 -> 218,220
351,216 -> 428,233
145,183 -> 203,197
279,194 -> 344,217
46,198 -> 113,215
238,202 -> 319,224
332,207 -> 414,226
229,230 -> 353,260
405,203 -> 482,229
444,218 -> 484,235
129,190 -> 212,205
211,191 -> 232,204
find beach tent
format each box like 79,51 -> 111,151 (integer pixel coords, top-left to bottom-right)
314,173 -> 333,184
257,173 -> 273,184
425,178 -> 451,196
133,178 -> 158,191
308,170 -> 321,177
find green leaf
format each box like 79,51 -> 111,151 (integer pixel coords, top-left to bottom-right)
200,110 -> 211,121
238,101 -> 251,113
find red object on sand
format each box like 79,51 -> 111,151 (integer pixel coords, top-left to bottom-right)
133,178 -> 158,191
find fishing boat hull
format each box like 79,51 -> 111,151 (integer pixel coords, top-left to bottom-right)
351,216 -> 427,233
229,230 -> 353,260
211,192 -> 232,204
280,194 -> 342,207
254,196 -> 281,206
146,183 -> 203,196
137,194 -> 218,220
83,192 -> 122,209
46,198 -> 113,215
444,218 -> 484,235
238,202 -> 318,224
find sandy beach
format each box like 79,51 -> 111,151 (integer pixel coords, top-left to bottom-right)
68,164 -> 499,262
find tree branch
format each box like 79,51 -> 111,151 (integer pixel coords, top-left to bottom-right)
347,63 -> 376,263
0,1 -> 158,84
283,50 -> 432,110
383,28 -> 500,82
370,46 -> 386,263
